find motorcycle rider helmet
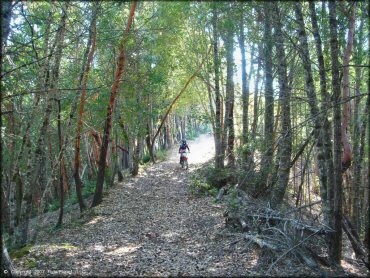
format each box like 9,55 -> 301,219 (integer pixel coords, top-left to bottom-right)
182,139 -> 186,145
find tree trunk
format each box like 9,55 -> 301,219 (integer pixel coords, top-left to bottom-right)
56,99 -> 68,227
294,2 -> 337,262
131,133 -> 141,176
328,0 -> 343,264
1,236 -> 14,276
270,3 -> 292,208
1,13 -> 13,258
16,5 -> 68,247
251,43 -> 262,141
74,3 -> 99,212
341,3 -> 356,172
239,4 -> 248,146
262,2 -> 274,170
351,16 -> 364,232
212,3 -> 224,169
223,11 -> 235,168
92,2 -> 137,207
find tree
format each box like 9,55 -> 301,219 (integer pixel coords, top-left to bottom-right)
212,3 -> 224,169
270,3 -> 292,208
262,2 -> 274,171
341,2 -> 356,172
74,2 -> 100,212
222,5 -> 236,168
328,0 -> 343,264
92,1 -> 138,207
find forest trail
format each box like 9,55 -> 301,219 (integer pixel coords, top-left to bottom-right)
14,134 -> 260,276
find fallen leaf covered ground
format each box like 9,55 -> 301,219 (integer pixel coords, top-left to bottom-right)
12,134 -> 368,277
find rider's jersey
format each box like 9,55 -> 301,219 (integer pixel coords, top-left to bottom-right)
179,144 -> 190,152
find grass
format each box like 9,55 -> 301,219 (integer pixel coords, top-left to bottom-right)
9,244 -> 33,259
25,257 -> 37,268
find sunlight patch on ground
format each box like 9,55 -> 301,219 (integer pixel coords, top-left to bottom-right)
86,216 -> 103,226
168,134 -> 215,166
187,134 -> 215,165
162,231 -> 180,239
93,244 -> 105,252
105,244 -> 141,256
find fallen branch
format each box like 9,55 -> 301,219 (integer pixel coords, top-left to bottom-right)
266,230 -> 320,274
287,200 -> 322,213
244,233 -> 277,250
242,213 -> 335,235
342,215 -> 368,263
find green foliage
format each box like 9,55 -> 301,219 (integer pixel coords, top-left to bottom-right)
190,176 -> 210,196
141,153 -> 151,164
202,165 -> 232,189
9,244 -> 33,259
155,149 -> 168,162
225,186 -> 240,212
46,179 -> 98,213
189,176 -> 218,197
25,257 -> 37,269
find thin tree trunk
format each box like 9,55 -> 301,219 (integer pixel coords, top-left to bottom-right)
295,2 -> 336,262
1,236 -> 14,275
262,2 -> 274,170
131,133 -> 141,176
1,2 -> 14,262
251,43 -> 262,140
92,2 -> 137,207
239,4 -> 248,146
223,10 -> 235,168
341,3 -> 356,172
328,0 -> 343,264
56,99 -> 68,227
74,3 -> 99,212
270,3 -> 292,208
16,5 -> 68,247
351,17 -> 364,232
212,3 -> 223,169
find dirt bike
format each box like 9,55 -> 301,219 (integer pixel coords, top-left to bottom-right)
179,150 -> 189,170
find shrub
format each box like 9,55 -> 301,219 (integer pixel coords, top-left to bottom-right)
203,165 -> 233,189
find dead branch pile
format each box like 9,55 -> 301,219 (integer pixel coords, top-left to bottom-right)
221,188 -> 343,275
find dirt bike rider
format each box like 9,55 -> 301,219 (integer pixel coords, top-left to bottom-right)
179,139 -> 190,163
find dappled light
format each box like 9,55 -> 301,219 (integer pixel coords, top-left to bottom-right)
2,0 -> 369,277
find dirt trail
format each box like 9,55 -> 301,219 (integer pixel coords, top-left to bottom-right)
13,134 -> 262,276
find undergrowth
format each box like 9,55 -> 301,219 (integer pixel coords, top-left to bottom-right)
46,178 -> 98,213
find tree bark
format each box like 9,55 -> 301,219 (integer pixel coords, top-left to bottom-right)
212,3 -> 224,169
262,2 -> 274,170
1,236 -> 14,276
74,3 -> 99,212
239,3 -> 248,146
251,43 -> 262,141
1,2 -> 14,262
294,2 -> 337,262
92,2 -> 137,207
223,9 -> 235,168
16,5 -> 68,247
351,17 -> 364,232
270,3 -> 292,208
341,2 -> 356,172
328,0 -> 343,264
56,99 -> 68,227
